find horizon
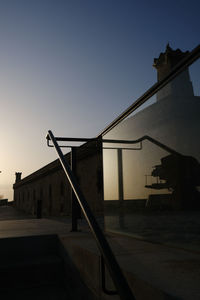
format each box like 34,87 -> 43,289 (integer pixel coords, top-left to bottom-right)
0,0 -> 200,201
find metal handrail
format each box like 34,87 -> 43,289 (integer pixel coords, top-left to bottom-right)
47,134 -> 182,156
47,130 -> 135,300
46,44 -> 200,299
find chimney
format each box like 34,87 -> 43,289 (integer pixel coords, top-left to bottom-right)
15,172 -> 22,183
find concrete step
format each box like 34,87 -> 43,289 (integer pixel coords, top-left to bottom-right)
0,284 -> 69,300
0,235 -> 65,289
0,234 -> 59,259
0,255 -> 64,289
0,234 -> 95,299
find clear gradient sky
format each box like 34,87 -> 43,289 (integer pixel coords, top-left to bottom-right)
0,0 -> 200,200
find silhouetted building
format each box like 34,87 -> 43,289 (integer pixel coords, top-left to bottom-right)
13,141 -> 103,217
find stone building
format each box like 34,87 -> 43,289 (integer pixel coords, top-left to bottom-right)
13,140 -> 103,217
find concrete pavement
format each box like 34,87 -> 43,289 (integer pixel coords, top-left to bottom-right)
0,206 -> 199,300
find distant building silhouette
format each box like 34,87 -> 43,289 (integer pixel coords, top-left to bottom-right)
13,140 -> 103,217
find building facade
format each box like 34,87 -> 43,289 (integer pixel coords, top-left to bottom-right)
13,140 -> 103,217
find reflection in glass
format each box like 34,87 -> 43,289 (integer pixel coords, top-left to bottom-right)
103,46 -> 200,251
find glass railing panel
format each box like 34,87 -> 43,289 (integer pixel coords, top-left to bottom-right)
103,57 -> 200,252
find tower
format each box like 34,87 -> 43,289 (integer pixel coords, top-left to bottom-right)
153,44 -> 194,101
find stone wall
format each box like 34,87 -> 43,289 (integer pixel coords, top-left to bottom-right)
13,140 -> 104,217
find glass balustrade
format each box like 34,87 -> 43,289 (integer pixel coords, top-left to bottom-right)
103,55 -> 200,252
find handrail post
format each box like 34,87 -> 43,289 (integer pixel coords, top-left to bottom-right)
71,147 -> 79,232
117,148 -> 124,204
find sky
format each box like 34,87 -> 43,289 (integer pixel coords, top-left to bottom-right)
0,0 -> 200,201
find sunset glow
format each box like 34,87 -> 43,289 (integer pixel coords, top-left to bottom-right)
0,0 -> 199,200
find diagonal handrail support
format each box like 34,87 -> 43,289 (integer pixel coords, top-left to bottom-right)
47,130 -> 135,300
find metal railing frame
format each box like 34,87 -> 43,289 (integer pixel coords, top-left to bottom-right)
47,134 -> 182,156
46,131 -> 182,299
46,44 -> 200,299
47,130 -> 135,300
